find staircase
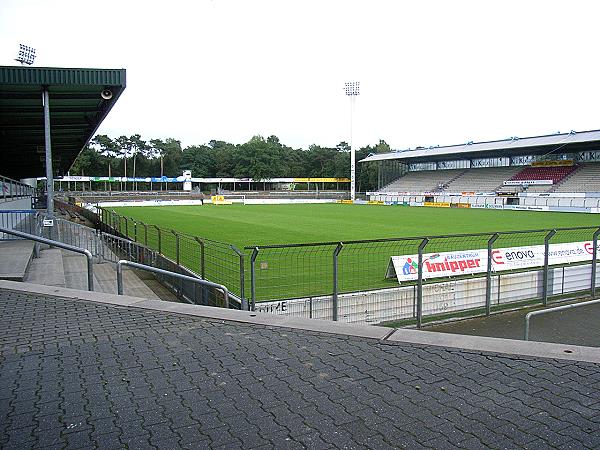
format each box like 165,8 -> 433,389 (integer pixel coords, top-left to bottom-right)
0,221 -> 178,301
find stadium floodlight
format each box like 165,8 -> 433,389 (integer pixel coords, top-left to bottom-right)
344,81 -> 360,201
15,44 -> 36,65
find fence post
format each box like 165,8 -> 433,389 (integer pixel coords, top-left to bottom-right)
592,227 -> 600,298
152,225 -> 161,254
133,221 -> 137,242
193,237 -> 205,278
231,245 -> 246,311
250,247 -> 259,311
416,238 -> 429,328
172,230 -> 180,265
486,233 -> 499,316
332,242 -> 344,322
142,222 -> 148,246
543,229 -> 557,306
125,217 -> 129,238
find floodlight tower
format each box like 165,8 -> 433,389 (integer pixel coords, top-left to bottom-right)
344,81 -> 360,201
15,44 -> 36,65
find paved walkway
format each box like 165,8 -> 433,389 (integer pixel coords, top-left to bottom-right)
1,283 -> 600,449
426,302 -> 600,346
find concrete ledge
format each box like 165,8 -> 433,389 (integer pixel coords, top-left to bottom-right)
0,241 -> 35,281
131,299 -> 393,340
0,280 -> 392,340
387,328 -> 600,364
2,280 -> 600,363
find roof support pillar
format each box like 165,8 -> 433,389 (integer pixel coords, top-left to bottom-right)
42,87 -> 54,218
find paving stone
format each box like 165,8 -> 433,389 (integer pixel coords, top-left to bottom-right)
1,289 -> 600,449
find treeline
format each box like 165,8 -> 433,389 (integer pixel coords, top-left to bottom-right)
71,134 -> 391,191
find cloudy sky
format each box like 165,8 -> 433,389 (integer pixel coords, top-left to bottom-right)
2,0 -> 599,151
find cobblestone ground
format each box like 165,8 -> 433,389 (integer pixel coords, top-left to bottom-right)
1,290 -> 600,449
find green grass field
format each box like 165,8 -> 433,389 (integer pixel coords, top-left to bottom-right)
112,203 -> 600,247
109,204 -> 600,301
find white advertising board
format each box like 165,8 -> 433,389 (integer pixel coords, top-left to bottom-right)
387,241 -> 600,283
503,180 -> 553,186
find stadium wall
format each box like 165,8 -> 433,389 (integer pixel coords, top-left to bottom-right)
93,198 -> 339,208
255,263 -> 600,325
367,192 -> 600,213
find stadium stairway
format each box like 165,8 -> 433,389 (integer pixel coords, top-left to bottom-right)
0,240 -> 35,281
0,234 -> 178,301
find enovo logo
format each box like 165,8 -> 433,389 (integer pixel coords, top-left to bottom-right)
391,240 -> 598,283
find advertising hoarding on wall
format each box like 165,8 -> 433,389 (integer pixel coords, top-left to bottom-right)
503,180 -> 553,186
387,241 -> 600,283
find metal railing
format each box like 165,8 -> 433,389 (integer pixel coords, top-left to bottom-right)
524,298 -> 600,340
0,226 -> 94,291
95,205 -> 600,326
98,207 -> 246,306
40,213 -> 242,309
245,226 -> 600,326
1,176 -> 35,202
116,260 -> 230,307
0,210 -> 38,240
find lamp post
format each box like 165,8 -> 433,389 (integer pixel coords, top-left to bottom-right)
344,81 -> 360,201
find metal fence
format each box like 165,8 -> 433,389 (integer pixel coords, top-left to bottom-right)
33,212 -> 240,309
246,226 -> 600,326
93,205 -> 600,326
0,210 -> 38,240
98,207 -> 246,307
0,176 -> 35,202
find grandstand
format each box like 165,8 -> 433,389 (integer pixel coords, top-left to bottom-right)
362,130 -> 600,212
552,162 -> 600,193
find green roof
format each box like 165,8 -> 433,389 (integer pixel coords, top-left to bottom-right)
0,65 -> 126,179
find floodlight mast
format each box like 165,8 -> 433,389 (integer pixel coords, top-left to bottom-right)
344,81 -> 360,201
15,44 -> 36,65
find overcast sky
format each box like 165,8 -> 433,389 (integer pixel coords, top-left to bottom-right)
2,0 -> 599,151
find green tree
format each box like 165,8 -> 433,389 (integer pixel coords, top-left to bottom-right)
180,144 -> 214,177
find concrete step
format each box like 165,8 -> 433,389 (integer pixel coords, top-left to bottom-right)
0,240 -> 35,281
91,261 -> 163,300
61,251 -> 93,291
48,248 -> 178,302
24,248 -> 66,287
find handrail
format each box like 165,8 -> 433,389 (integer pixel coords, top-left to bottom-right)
0,226 -> 94,291
1,175 -> 35,201
524,298 -> 600,340
116,260 -> 230,308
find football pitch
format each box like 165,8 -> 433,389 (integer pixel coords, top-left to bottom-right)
110,204 -> 600,301
112,203 -> 600,247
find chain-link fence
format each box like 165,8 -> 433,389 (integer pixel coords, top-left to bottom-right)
98,207 -> 245,307
246,226 -> 600,326
93,205 -> 600,326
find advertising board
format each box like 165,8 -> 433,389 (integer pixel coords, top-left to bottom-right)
423,202 -> 450,208
503,180 -> 553,186
387,241 -> 600,283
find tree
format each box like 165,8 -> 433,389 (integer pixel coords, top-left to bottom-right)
180,144 -> 214,178
91,135 -> 118,179
115,135 -> 148,189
